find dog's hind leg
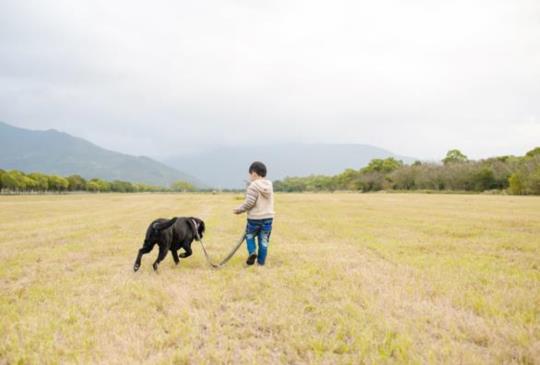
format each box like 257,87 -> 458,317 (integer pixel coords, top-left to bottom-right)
152,245 -> 169,271
179,244 -> 192,258
134,243 -> 154,272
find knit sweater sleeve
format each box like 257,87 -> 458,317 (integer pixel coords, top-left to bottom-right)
235,185 -> 259,213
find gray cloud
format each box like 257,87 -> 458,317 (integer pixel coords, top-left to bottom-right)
1,0 -> 539,160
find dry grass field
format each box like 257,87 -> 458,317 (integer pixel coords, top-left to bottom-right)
0,193 -> 539,364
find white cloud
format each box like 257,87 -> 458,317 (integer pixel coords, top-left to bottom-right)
1,0 -> 539,159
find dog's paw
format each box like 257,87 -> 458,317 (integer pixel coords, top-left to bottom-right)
152,262 -> 159,271
179,253 -> 187,258
133,263 -> 140,272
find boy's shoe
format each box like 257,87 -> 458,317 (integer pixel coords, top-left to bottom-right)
246,253 -> 257,265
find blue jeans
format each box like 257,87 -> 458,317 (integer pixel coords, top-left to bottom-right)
245,218 -> 273,265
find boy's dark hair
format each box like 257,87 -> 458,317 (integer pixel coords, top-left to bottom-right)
249,161 -> 267,177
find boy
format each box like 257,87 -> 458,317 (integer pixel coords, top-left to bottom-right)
233,161 -> 275,266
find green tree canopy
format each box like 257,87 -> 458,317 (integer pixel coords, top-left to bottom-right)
1,171 -> 23,191
443,149 -> 468,165
362,158 -> 403,174
86,181 -> 100,192
170,180 -> 196,192
48,175 -> 69,191
6,170 -> 32,191
334,168 -> 361,190
525,147 -> 540,158
67,175 -> 87,191
110,180 -> 136,192
88,179 -> 111,192
29,173 -> 50,191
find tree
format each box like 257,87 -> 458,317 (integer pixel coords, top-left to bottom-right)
86,181 -> 100,192
357,172 -> 385,192
389,165 -> 417,190
133,183 -> 164,192
525,168 -> 540,195
272,180 -> 285,192
525,147 -> 540,158
67,175 -> 87,191
170,180 -> 196,192
48,175 -> 69,192
362,158 -> 403,174
305,175 -> 336,192
88,179 -> 111,192
442,149 -> 468,165
407,164 -> 445,190
29,173 -> 49,191
335,168 -> 361,190
506,151 -> 540,195
110,180 -> 135,192
471,167 -> 496,192
280,177 -> 308,192
479,159 -> 511,190
22,175 -> 38,191
1,171 -> 21,191
2,170 -> 32,191
508,173 -> 523,195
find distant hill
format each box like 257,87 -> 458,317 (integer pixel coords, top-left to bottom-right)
163,144 -> 415,189
0,121 -> 203,187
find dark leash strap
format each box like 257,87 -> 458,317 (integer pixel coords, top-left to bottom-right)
191,219 -> 246,269
199,233 -> 246,269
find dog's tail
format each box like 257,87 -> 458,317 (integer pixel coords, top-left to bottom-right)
152,217 -> 177,231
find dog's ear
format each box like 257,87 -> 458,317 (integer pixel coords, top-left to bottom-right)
152,217 -> 177,231
187,217 -> 204,240
196,218 -> 205,238
186,218 -> 200,240
199,219 -> 206,237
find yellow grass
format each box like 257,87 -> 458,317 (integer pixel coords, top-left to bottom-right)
0,193 -> 539,364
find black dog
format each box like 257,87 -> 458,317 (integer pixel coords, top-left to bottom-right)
133,216 -> 205,272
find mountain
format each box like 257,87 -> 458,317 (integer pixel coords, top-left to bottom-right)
163,144 -> 415,189
0,121 -> 203,187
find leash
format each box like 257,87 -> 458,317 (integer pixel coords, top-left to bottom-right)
199,233 -> 246,268
191,219 -> 246,269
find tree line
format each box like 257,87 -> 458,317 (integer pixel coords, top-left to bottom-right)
0,169 -> 197,193
3,147 -> 538,195
274,147 -> 540,195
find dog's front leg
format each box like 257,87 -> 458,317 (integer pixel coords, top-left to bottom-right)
171,249 -> 180,265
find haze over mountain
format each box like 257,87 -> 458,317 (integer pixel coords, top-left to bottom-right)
163,145 -> 415,189
0,121 -> 202,187
1,120 -> 416,189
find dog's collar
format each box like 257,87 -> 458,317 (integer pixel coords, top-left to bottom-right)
190,219 -> 201,241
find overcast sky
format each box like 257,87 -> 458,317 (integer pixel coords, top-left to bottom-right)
1,0 -> 539,160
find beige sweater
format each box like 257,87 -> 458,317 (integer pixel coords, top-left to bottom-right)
234,179 -> 275,219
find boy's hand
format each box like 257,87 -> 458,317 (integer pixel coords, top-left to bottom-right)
233,208 -> 242,215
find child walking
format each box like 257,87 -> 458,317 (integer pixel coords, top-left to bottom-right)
233,161 -> 275,266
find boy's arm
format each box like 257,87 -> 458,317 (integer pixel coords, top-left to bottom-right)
234,185 -> 259,214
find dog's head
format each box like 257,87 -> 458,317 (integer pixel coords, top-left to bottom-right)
187,217 -> 205,241
145,217 -> 177,243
